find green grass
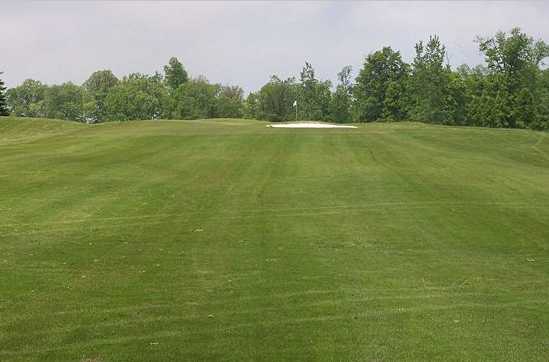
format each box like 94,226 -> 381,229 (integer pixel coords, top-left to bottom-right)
1,116 -> 548,361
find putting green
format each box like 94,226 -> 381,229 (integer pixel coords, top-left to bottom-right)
1,117 -> 548,361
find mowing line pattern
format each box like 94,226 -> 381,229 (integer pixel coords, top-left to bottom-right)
1,118 -> 548,361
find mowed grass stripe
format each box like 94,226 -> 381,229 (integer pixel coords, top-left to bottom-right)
2,299 -> 547,357
0,117 -> 548,361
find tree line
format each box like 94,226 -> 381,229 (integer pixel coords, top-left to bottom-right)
2,57 -> 245,123
1,28 -> 549,129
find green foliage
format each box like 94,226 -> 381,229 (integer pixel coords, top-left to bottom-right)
172,77 -> 219,119
243,91 -> 260,119
535,69 -> 549,129
216,85 -> 244,118
297,62 -> 332,121
353,47 -> 409,121
444,72 -> 468,125
83,70 -> 119,94
43,82 -> 89,122
6,79 -> 47,117
83,70 -> 119,122
257,76 -> 298,121
105,73 -> 169,121
0,73 -> 8,116
4,28 -> 549,129
478,28 -> 549,88
408,36 -> 454,124
164,57 -> 188,91
330,66 -> 353,123
476,28 -> 549,128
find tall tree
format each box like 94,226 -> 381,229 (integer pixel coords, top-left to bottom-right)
477,28 -> 549,128
408,35 -> 452,124
297,62 -> 332,121
83,70 -> 119,122
330,66 -> 353,122
164,57 -> 189,91
353,47 -> 409,121
0,72 -> 9,116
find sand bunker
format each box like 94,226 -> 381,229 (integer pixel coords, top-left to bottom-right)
268,122 -> 357,129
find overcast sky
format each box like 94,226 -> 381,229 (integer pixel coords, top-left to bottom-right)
1,1 -> 548,92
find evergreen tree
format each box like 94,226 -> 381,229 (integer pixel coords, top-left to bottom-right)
0,72 -> 9,116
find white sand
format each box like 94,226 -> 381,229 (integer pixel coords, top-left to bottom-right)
268,122 -> 357,129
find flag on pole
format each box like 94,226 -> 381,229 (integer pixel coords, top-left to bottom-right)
293,100 -> 297,107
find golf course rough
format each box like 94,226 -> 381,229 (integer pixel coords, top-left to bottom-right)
0,117 -> 548,361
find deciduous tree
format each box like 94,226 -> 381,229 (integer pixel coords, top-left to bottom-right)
164,57 -> 189,91
83,70 -> 119,122
105,73 -> 168,121
43,82 -> 88,122
172,77 -> 219,119
330,66 -> 353,122
408,36 -> 452,124
257,76 -> 298,121
477,28 -> 549,128
353,47 -> 409,121
216,85 -> 244,118
298,62 -> 332,121
6,79 -> 46,117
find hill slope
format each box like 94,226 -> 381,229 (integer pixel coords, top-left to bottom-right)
1,118 -> 548,361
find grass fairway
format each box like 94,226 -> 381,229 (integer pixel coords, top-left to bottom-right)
1,117 -> 549,361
